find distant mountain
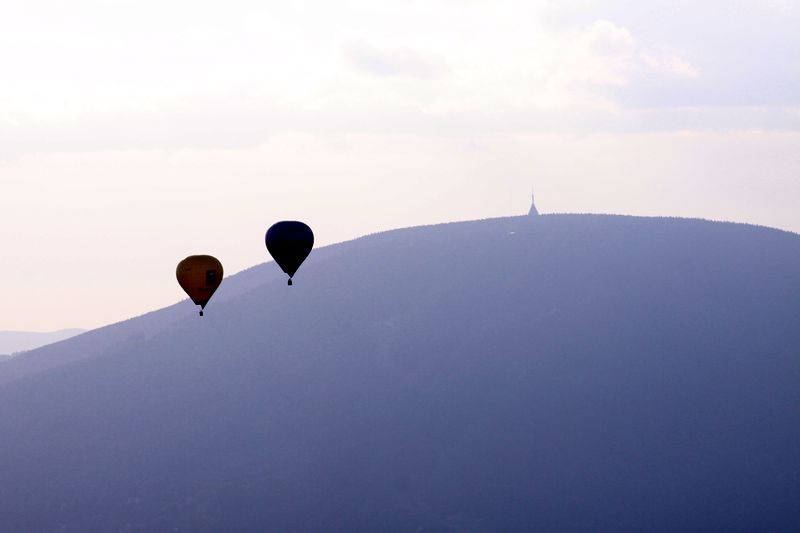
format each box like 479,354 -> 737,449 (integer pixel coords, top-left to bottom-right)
0,328 -> 85,356
1,214 -> 799,532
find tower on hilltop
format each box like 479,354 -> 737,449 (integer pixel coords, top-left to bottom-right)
528,189 -> 539,216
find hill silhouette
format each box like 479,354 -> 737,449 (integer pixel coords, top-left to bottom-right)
1,214 -> 799,532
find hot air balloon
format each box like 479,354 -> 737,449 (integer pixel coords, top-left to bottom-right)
176,255 -> 223,316
265,221 -> 314,285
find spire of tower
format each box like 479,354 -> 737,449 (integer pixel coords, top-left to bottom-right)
528,187 -> 539,216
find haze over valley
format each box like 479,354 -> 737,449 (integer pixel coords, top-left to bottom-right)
0,329 -> 85,357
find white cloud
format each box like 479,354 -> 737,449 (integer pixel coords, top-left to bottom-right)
640,52 -> 700,79
548,20 -> 636,90
547,19 -> 700,89
343,41 -> 448,79
0,1 -> 795,163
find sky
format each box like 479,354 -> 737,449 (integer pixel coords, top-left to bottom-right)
2,0 -> 799,331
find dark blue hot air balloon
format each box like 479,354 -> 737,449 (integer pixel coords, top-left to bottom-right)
265,221 -> 314,285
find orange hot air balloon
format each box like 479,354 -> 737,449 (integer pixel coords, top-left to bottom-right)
176,255 -> 224,316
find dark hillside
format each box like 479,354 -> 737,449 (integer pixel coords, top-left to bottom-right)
1,214 -> 799,532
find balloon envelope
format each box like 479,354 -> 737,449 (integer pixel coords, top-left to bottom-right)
176,255 -> 224,313
265,221 -> 314,282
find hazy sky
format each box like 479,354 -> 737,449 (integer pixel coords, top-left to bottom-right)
2,0 -> 799,331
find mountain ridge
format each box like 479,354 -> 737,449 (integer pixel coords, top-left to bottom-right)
1,213 -> 799,531
4,213 -> 796,373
